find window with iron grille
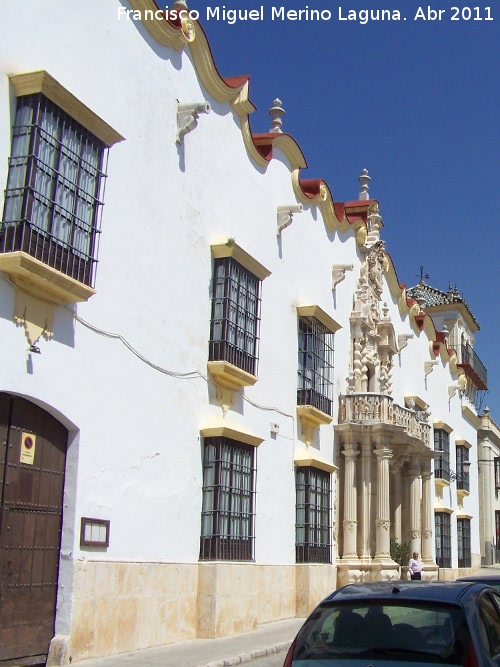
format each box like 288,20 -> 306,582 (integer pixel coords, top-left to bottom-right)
435,512 -> 451,568
1,93 -> 107,287
200,437 -> 256,561
297,317 -> 335,416
295,466 -> 332,564
495,458 -> 500,494
434,429 -> 450,482
456,445 -> 470,492
208,257 -> 261,376
457,518 -> 471,568
496,511 -> 500,553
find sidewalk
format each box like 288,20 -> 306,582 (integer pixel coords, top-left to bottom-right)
75,617 -> 305,667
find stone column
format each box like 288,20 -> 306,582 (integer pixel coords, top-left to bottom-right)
479,444 -> 495,565
421,464 -> 434,564
408,460 -> 422,556
374,445 -> 392,559
391,462 -> 403,545
359,441 -> 372,560
342,443 -> 360,559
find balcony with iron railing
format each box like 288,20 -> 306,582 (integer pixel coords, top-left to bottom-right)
458,342 -> 487,390
338,393 -> 432,447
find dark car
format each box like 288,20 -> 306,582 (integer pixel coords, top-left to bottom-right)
457,574 -> 500,592
283,580 -> 500,666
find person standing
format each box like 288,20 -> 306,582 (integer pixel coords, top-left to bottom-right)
408,551 -> 423,580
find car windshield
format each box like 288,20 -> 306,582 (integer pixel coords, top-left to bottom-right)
292,601 -> 471,664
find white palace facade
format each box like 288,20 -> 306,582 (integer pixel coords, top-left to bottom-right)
0,1 -> 491,664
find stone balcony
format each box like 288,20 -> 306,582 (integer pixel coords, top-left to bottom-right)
338,393 -> 431,447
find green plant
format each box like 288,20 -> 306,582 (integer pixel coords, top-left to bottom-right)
390,538 -> 411,579
225,237 -> 235,247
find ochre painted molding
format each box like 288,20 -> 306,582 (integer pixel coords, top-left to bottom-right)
127,0 -> 194,49
9,71 -> 124,147
434,504 -> 453,514
270,134 -> 307,170
296,305 -> 341,333
294,446 -> 337,473
200,418 -> 264,447
0,252 -> 95,304
455,439 -> 473,449
211,243 -> 271,281
433,421 -> 454,433
207,361 -> 257,391
461,405 -> 481,428
296,405 -> 332,427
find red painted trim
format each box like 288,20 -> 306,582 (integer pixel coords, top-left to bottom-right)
457,363 -> 488,390
300,178 -> 322,199
415,313 -> 427,330
224,75 -> 250,88
252,134 -> 274,161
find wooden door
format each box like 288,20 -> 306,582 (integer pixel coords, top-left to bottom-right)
0,393 -> 68,664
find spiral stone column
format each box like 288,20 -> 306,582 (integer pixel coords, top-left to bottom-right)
353,322 -> 363,391
342,443 -> 360,559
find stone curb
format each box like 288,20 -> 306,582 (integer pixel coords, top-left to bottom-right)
197,640 -> 292,667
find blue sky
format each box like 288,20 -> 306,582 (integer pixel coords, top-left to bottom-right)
189,0 -> 499,416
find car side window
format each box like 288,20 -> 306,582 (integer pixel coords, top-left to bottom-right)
479,593 -> 500,658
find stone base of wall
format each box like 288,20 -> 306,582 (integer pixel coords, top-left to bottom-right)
62,560 -> 335,663
68,561 -> 199,662
336,559 -> 400,587
50,552 -> 484,663
437,553 -> 483,581
295,563 -> 337,617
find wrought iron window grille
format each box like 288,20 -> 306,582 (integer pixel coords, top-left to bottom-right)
295,466 -> 332,564
1,92 -> 107,288
297,317 -> 335,417
199,437 -> 256,562
208,257 -> 261,377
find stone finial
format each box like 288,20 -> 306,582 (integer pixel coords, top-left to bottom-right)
358,168 -> 371,200
269,98 -> 285,133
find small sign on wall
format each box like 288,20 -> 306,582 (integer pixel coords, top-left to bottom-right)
20,432 -> 36,465
80,517 -> 110,548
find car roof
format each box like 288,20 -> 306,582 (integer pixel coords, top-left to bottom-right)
457,574 -> 500,581
323,580 -> 490,604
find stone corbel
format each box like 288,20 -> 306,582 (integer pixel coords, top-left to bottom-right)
277,204 -> 302,234
448,384 -> 463,401
296,405 -> 332,446
398,333 -> 413,352
176,101 -> 211,144
332,263 -> 353,290
424,360 -> 438,378
207,361 -> 257,416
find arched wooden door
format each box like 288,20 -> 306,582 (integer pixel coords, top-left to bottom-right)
0,393 -> 68,664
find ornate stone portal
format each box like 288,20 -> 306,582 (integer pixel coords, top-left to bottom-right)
335,218 -> 438,584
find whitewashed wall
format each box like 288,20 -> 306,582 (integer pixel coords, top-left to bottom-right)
0,1 -> 483,657
0,0 -> 363,568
